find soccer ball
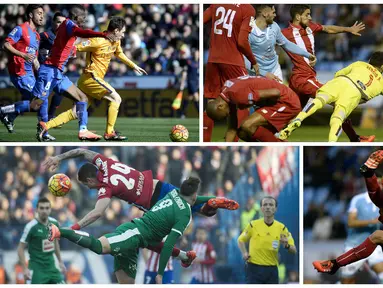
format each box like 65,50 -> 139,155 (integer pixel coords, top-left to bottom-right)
48,174 -> 72,197
170,125 -> 189,142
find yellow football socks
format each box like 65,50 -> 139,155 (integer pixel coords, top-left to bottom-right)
296,97 -> 326,122
328,105 -> 347,142
46,109 -> 77,129
106,101 -> 119,134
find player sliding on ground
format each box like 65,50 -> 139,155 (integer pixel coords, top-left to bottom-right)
37,16 -> 147,142
313,150 -> 383,275
48,177 -> 199,284
279,51 -> 383,142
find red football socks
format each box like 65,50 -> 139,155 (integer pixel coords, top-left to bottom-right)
336,237 -> 377,267
251,127 -> 282,142
342,119 -> 359,142
203,112 -> 214,142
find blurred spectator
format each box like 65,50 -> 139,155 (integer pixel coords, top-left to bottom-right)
0,4 -> 199,77
240,197 -> 260,231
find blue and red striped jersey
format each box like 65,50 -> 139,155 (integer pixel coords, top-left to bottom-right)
5,22 -> 40,76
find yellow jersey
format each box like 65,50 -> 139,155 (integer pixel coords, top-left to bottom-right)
238,218 -> 295,266
76,38 -> 136,79
334,61 -> 383,103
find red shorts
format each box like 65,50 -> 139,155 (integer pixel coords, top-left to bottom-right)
204,62 -> 248,99
289,74 -> 323,106
255,95 -> 301,132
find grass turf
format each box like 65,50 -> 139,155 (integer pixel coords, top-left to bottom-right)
212,125 -> 380,142
0,116 -> 199,142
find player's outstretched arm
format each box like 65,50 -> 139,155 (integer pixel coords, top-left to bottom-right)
43,148 -> 98,171
114,45 -> 147,75
72,198 -> 111,230
322,21 -> 365,36
157,230 -> 182,282
360,150 -> 383,209
348,211 -> 379,228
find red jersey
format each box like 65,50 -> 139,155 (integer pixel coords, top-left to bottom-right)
93,154 -> 153,209
191,241 -> 216,283
282,22 -> 323,78
204,4 -> 256,67
45,19 -> 106,71
5,22 -> 40,76
220,76 -> 295,108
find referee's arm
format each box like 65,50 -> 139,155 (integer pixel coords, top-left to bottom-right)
281,227 -> 297,254
237,223 -> 252,261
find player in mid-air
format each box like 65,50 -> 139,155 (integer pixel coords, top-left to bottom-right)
37,16 -> 147,141
206,76 -> 300,142
313,150 -> 383,276
245,4 -> 316,81
42,148 -> 238,282
279,52 -> 383,142
48,177 -> 200,284
203,4 -> 258,142
0,4 -> 117,141
17,197 -> 65,284
281,4 -> 373,142
340,189 -> 383,284
38,12 -> 67,130
2,5 -> 44,134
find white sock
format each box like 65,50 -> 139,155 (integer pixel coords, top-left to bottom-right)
177,251 -> 187,261
1,104 -> 15,114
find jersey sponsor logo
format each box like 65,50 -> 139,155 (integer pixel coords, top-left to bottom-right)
170,190 -> 178,198
37,229 -> 43,233
98,187 -> 106,197
42,239 -> 55,252
136,173 -> 144,196
261,109 -> 268,114
10,28 -> 18,36
26,46 -> 37,54
82,40 -> 91,47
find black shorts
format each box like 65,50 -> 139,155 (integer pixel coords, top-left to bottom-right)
246,263 -> 278,284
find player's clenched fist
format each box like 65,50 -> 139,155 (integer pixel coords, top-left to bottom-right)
365,150 -> 383,169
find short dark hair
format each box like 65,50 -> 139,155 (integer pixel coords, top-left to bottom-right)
37,197 -> 51,208
290,4 -> 311,20
369,52 -> 383,68
261,196 -> 278,207
255,4 -> 274,17
180,177 -> 200,197
107,16 -> 126,32
69,4 -> 86,21
53,12 -> 64,21
78,163 -> 98,182
25,4 -> 43,21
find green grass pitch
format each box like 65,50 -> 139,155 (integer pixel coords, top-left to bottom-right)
0,116 -> 199,142
212,125 -> 380,142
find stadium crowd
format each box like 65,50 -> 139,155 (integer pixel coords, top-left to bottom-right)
0,4 -> 199,77
203,4 -> 383,73
304,146 -> 377,241
0,146 -> 298,283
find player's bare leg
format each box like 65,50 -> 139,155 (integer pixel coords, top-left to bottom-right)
115,270 -> 134,284
103,91 -> 127,141
237,112 -> 282,142
313,231 -> 383,275
279,95 -> 327,140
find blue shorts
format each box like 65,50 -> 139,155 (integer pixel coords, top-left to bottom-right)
10,74 -> 35,100
144,270 -> 174,284
32,64 -> 73,100
187,80 -> 198,95
156,181 -> 203,213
